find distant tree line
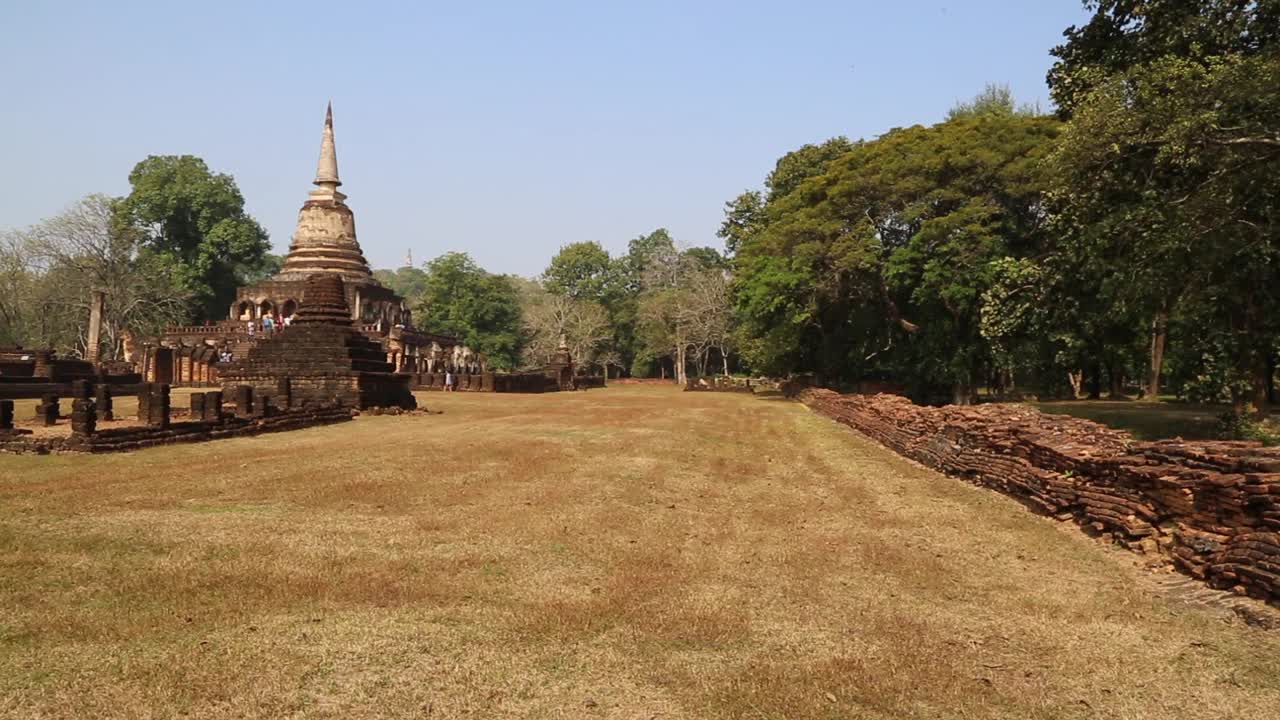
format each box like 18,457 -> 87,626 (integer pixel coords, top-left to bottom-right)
374,231 -> 732,380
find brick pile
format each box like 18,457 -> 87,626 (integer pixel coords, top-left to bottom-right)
791,387 -> 1280,606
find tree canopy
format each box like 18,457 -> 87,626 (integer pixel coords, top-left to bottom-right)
115,155 -> 270,320
1048,0 -> 1280,114
412,252 -> 523,370
731,102 -> 1060,402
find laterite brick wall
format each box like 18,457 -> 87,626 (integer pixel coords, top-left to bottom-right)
790,387 -> 1280,607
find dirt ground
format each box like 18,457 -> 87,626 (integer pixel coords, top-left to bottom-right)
1,385 -> 1277,719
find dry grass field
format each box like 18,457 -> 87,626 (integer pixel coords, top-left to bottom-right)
2,385 -> 1278,719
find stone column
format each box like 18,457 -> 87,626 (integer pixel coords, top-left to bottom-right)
276,377 -> 292,410
86,290 -> 105,363
0,400 -> 14,431
71,398 -> 97,436
147,384 -> 170,428
235,386 -> 254,418
137,384 -> 151,421
95,383 -> 114,421
190,392 -> 206,419
37,394 -> 59,426
203,391 -> 223,423
33,351 -> 54,379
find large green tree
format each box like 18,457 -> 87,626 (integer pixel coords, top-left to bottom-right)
541,241 -> 615,302
374,265 -> 430,301
1050,54 -> 1280,413
116,155 -> 270,320
732,94 -> 1059,401
413,252 -> 523,369
1048,0 -> 1280,114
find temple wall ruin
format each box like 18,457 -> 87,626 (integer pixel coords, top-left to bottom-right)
788,386 -> 1280,608
0,382 -> 352,454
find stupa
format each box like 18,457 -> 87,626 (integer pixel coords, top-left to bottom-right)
146,103 -> 463,386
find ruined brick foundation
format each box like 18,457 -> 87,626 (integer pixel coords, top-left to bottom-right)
219,274 -> 416,410
788,387 -> 1280,608
0,386 -> 351,455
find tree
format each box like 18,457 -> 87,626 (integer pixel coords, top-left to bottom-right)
0,232 -> 38,347
764,137 -> 854,202
4,195 -> 190,358
632,241 -> 736,384
241,253 -> 284,284
519,285 -> 612,371
115,155 -> 270,320
683,246 -> 729,271
731,89 -> 1060,401
1050,54 -> 1280,414
542,241 -> 615,301
717,191 -> 764,257
684,266 -> 734,376
1048,0 -> 1280,115
610,229 -> 678,376
374,265 -> 430,301
947,83 -> 1040,120
413,252 -> 523,369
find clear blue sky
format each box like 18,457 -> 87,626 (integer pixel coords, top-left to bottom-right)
1,1 -> 1090,277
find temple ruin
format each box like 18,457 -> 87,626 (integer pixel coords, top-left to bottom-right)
220,274 -> 417,410
140,104 -> 464,386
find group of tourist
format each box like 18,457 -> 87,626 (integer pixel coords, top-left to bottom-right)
246,312 -> 294,338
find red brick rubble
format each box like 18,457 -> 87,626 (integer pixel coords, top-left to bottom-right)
790,387 -> 1280,607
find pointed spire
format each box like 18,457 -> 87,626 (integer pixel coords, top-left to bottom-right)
314,101 -> 341,187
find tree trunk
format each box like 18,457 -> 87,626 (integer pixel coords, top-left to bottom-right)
1068,370 -> 1083,399
952,380 -> 975,406
1107,362 -> 1125,399
1245,351 -> 1270,418
1146,310 -> 1167,400
1268,353 -> 1277,406
1233,294 -> 1269,418
721,348 -> 729,377
1087,361 -> 1102,400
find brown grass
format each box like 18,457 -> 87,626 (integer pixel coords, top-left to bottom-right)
1,385 -> 1277,719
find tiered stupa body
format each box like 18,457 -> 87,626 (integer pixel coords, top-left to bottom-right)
220,274 -> 417,409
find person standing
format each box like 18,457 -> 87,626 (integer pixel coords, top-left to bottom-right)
445,369 -> 455,392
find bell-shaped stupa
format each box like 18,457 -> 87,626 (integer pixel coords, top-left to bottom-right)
275,103 -> 375,282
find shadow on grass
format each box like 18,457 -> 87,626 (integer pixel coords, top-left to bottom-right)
1030,400 -> 1224,441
